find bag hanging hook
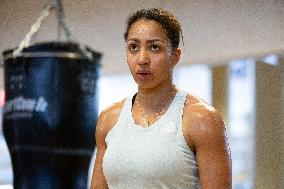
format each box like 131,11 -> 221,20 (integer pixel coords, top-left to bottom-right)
51,0 -> 72,41
51,0 -> 91,59
13,0 -> 73,57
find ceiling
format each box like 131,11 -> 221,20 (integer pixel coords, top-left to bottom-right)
0,0 -> 284,76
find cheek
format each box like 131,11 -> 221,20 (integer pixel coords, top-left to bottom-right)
127,55 -> 137,73
126,53 -> 134,65
151,55 -> 172,70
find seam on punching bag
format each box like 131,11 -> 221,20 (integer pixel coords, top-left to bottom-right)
3,52 -> 86,61
9,144 -> 94,156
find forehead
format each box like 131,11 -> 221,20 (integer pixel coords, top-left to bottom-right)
127,19 -> 168,41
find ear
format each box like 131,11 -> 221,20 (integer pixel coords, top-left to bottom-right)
171,48 -> 181,66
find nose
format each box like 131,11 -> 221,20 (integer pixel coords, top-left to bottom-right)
137,49 -> 149,66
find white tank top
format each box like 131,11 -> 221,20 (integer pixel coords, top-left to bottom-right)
102,90 -> 200,189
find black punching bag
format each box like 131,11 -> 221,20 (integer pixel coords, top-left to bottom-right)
2,42 -> 101,189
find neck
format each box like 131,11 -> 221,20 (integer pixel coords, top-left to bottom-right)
136,82 -> 177,113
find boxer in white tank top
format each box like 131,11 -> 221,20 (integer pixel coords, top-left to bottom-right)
102,90 -> 200,188
90,8 -> 231,189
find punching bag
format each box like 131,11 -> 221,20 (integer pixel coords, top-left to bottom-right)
2,1 -> 101,189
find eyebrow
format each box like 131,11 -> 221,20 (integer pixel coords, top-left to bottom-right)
127,38 -> 166,44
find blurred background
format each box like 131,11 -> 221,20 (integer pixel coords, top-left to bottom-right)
0,0 -> 283,189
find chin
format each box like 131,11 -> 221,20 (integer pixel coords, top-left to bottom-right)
133,76 -> 168,90
136,81 -> 163,90
135,80 -> 153,89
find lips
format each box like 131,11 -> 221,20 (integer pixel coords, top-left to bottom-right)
137,70 -> 151,74
136,70 -> 151,80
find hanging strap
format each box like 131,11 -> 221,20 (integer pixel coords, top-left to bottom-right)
53,0 -> 72,41
13,0 -> 73,57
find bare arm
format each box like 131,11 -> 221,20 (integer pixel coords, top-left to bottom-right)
184,101 -> 232,189
90,100 -> 125,189
90,112 -> 109,189
196,111 -> 231,188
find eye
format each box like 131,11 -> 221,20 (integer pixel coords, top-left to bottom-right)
128,43 -> 139,51
150,44 -> 160,51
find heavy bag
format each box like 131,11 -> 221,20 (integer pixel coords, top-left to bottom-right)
2,42 -> 101,189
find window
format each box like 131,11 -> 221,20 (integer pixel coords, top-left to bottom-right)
228,59 -> 255,189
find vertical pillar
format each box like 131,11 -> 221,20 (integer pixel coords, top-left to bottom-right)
254,61 -> 282,189
0,67 -> 3,89
212,65 -> 228,123
279,59 -> 284,188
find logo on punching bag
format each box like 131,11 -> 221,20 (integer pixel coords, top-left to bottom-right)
4,96 -> 48,119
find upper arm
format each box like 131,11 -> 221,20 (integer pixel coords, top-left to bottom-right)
90,100 -> 125,189
90,112 -> 109,189
185,102 -> 232,189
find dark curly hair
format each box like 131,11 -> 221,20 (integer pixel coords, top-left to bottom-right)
124,8 -> 183,49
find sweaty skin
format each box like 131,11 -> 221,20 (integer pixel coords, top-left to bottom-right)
90,19 -> 232,189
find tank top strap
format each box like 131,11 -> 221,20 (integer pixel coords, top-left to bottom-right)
174,89 -> 188,113
157,89 -> 188,138
166,89 -> 188,121
115,94 -> 134,127
105,94 -> 135,144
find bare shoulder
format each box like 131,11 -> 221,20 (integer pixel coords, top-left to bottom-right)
184,93 -> 222,124
183,93 -> 226,149
91,99 -> 126,189
96,99 -> 126,139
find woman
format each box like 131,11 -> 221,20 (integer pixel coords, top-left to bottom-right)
91,8 -> 231,189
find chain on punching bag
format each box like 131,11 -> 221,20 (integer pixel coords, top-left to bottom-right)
2,1 -> 101,188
